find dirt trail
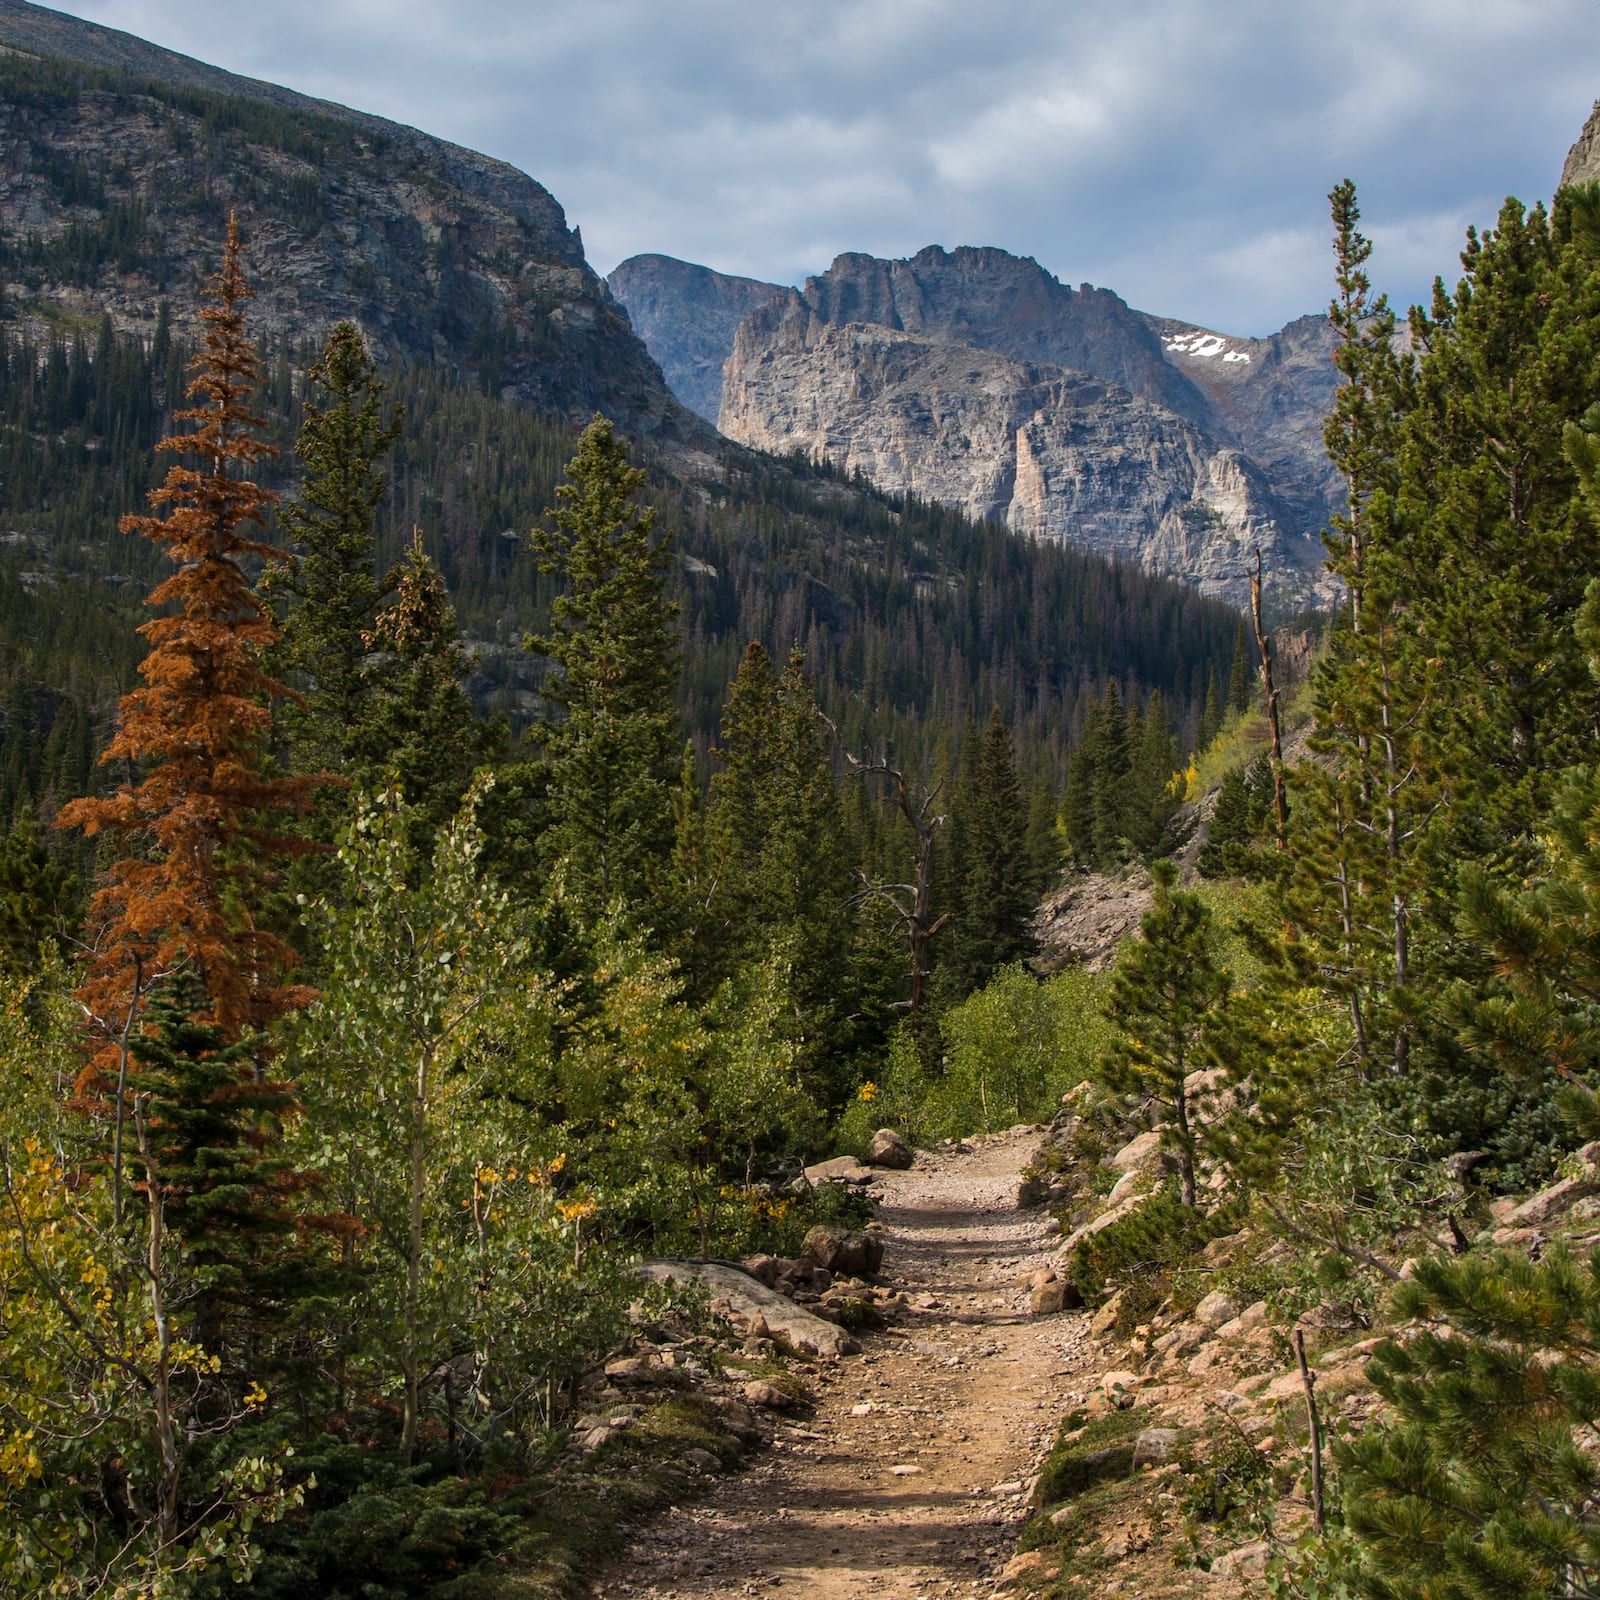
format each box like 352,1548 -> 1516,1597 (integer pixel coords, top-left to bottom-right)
591,1129 -> 1093,1599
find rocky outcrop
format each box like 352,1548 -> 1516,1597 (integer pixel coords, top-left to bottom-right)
1563,100 -> 1600,188
0,0 -> 692,436
608,254 -> 782,422
718,247 -> 1337,610
721,294 -> 1329,611
1143,311 -> 1342,531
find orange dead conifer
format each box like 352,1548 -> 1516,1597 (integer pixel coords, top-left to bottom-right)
59,216 -> 323,1082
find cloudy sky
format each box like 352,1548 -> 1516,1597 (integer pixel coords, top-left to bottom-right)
48,0 -> 1600,334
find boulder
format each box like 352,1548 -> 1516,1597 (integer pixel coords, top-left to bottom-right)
1030,1278 -> 1081,1316
803,1155 -> 874,1186
1133,1427 -> 1181,1467
637,1259 -> 861,1358
1194,1291 -> 1239,1328
1107,1129 -> 1162,1171
1507,1175 -> 1600,1227
801,1226 -> 884,1278
742,1378 -> 795,1410
680,1447 -> 722,1473
1016,1177 -> 1050,1207
1090,1290 -> 1125,1336
866,1128 -> 914,1169
1215,1301 -> 1269,1340
1211,1540 -> 1270,1579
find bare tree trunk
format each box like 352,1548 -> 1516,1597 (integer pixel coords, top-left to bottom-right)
1249,550 -> 1288,848
1294,1328 -> 1326,1533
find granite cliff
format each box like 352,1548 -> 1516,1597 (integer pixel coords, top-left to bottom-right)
606,254 -> 782,422
709,250 -> 1336,612
0,0 -> 691,436
718,294 -> 1331,613
1564,99 -> 1600,188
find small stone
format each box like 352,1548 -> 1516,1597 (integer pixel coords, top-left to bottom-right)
890,1463 -> 923,1475
850,1402 -> 873,1416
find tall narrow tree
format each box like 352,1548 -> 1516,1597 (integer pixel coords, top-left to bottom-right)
58,217 -> 318,1075
527,416 -> 679,920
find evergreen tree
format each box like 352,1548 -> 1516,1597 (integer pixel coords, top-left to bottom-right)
0,806 -> 77,971
1340,1247 -> 1600,1600
945,707 -> 1035,995
1196,669 -> 1222,753
358,531 -> 492,852
1227,624 -> 1251,715
57,217 -> 319,1074
266,320 -> 401,776
527,416 -> 680,920
1099,861 -> 1234,1206
1089,683 -> 1131,865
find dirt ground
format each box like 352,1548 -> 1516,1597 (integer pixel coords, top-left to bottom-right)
588,1129 -> 1094,1600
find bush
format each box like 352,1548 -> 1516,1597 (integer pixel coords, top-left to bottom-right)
1067,1184 -> 1245,1311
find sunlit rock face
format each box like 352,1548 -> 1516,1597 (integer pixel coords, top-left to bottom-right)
718,248 -> 1339,613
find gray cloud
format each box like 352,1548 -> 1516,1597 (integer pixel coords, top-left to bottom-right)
58,0 -> 1600,333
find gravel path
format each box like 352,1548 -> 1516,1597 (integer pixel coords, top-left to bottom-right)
590,1128 -> 1094,1599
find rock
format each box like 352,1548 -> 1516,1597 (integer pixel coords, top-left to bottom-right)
1090,1291 -> 1125,1336
1133,1427 -> 1181,1467
1030,1279 -> 1078,1316
1507,1175 -> 1600,1227
1446,1150 -> 1490,1182
1564,99 -> 1600,189
889,1463 -> 922,1475
679,1447 -> 722,1473
637,1259 -> 861,1358
1016,1177 -> 1050,1207
1108,1129 -> 1163,1171
801,1226 -> 884,1278
603,1355 -> 685,1387
865,1128 -> 914,1170
1001,1549 -> 1053,1584
1194,1291 -> 1239,1328
1211,1540 -> 1270,1578
607,255 -> 784,423
1061,1196 -> 1142,1255
578,1425 -> 613,1452
742,1379 -> 795,1410
1215,1301 -> 1269,1340
718,248 -> 1338,613
802,1155 -> 875,1186
1107,1168 -> 1142,1203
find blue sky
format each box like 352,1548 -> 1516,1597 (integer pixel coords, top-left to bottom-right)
50,0 -> 1600,334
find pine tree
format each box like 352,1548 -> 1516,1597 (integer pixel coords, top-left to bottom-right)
945,707 -> 1034,994
1099,861 -> 1233,1207
0,806 -> 77,972
527,416 -> 679,919
1339,1247 -> 1600,1600
57,217 -> 319,1073
358,530 -> 491,852
266,319 -> 400,775
1226,625 -> 1251,715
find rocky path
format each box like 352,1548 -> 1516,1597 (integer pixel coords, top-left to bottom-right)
591,1129 -> 1093,1599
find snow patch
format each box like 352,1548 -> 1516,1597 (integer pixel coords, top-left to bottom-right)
1162,330 -> 1251,364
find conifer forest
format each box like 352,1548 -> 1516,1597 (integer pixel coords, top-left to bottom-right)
4,16 -> 1600,1598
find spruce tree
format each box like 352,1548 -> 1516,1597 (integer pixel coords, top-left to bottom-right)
945,707 -> 1034,994
266,320 -> 400,775
1226,624 -> 1251,715
57,217 -> 320,1069
358,532 -> 492,852
527,416 -> 679,920
1099,861 -> 1233,1206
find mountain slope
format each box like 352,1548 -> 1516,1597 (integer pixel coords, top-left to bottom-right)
0,0 -> 688,434
719,270 -> 1334,613
607,254 -> 782,422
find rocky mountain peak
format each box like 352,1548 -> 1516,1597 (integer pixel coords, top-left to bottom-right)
1563,99 -> 1600,188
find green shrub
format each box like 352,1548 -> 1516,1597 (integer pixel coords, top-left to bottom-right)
1068,1184 -> 1245,1309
